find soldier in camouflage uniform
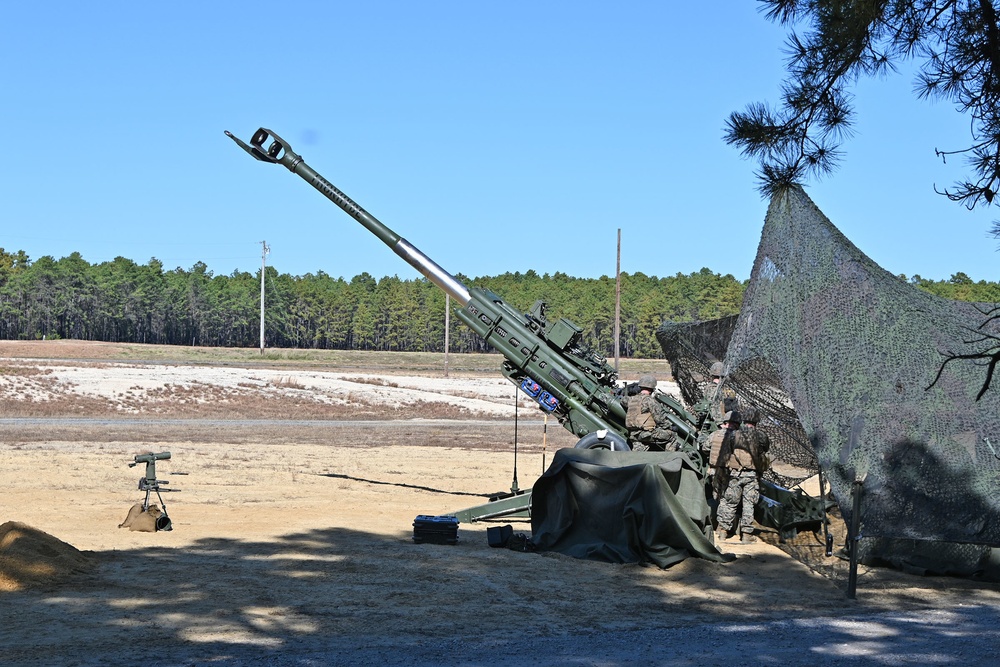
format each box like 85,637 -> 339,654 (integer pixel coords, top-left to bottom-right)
694,361 -> 737,462
694,361 -> 737,427
741,406 -> 771,472
625,375 -> 679,451
714,410 -> 768,544
705,410 -> 741,501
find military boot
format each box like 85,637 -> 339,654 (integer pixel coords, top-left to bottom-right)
740,532 -> 757,544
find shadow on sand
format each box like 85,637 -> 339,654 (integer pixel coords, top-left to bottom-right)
3,518 -> 999,666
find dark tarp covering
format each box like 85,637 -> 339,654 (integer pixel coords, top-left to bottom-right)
530,448 -> 734,568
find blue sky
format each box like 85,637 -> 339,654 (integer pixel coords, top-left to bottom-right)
2,2 -> 996,284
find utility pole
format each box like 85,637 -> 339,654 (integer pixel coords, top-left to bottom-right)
444,293 -> 450,377
614,228 -> 621,371
260,240 -> 269,355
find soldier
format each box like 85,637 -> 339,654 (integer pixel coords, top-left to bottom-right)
699,411 -> 740,509
694,361 -> 737,427
714,410 -> 768,544
625,374 -> 679,451
706,410 -> 741,490
694,361 -> 737,464
741,406 -> 771,473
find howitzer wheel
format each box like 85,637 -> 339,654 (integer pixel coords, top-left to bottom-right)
574,431 -> 630,451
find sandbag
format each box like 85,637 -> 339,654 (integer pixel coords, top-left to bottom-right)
118,503 -> 162,533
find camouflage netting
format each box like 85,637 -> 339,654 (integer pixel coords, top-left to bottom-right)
658,186 -> 1000,578
658,313 -> 820,490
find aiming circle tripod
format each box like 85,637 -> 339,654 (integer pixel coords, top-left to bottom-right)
129,452 -> 174,531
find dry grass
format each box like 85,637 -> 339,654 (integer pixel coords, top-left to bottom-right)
343,376 -> 401,388
0,379 -> 503,421
0,364 -> 54,378
270,376 -> 307,390
0,340 -> 670,422
0,339 -> 673,377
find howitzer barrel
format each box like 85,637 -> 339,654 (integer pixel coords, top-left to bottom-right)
227,126 -> 643,442
225,129 -> 471,306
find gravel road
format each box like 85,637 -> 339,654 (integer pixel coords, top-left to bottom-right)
54,605 -> 998,666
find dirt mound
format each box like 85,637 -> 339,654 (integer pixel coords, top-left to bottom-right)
0,521 -> 93,591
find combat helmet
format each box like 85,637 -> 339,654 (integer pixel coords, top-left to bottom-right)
638,374 -> 657,390
723,410 -> 742,425
743,407 -> 761,425
709,361 -> 725,377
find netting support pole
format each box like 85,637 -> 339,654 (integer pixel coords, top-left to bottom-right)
846,477 -> 865,599
814,437 -> 834,557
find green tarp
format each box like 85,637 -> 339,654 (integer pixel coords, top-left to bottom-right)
530,448 -> 734,568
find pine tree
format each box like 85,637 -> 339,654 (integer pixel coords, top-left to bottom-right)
726,1 -> 1000,236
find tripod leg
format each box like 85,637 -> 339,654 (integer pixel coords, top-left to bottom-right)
155,488 -> 168,516
153,488 -> 172,531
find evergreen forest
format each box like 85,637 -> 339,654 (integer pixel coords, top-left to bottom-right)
0,248 -> 997,358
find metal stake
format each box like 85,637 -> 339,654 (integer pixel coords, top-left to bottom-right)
511,385 -> 519,494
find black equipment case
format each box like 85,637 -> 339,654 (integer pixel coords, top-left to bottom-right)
412,515 -> 459,545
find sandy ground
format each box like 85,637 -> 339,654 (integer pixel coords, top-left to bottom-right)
1,341 -> 999,666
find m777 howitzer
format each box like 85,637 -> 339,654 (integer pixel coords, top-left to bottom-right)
225,128 -> 829,538
225,128 -> 702,458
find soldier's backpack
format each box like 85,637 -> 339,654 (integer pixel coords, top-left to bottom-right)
625,395 -> 656,432
707,428 -> 727,467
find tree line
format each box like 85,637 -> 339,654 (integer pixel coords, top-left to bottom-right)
0,248 -> 996,357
